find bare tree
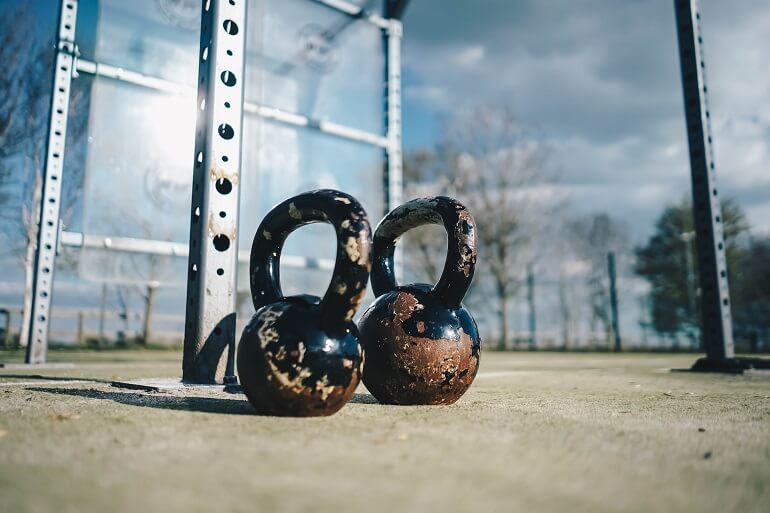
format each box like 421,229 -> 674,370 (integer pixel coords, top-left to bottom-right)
402,106 -> 560,349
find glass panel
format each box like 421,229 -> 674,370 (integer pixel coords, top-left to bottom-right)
82,0 -> 200,85
247,0 -> 384,135
239,116 -> 385,250
238,115 -> 383,301
78,77 -> 195,284
77,0 -> 385,291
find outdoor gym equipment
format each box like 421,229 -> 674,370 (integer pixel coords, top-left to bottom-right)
237,190 -> 372,416
359,196 -> 481,405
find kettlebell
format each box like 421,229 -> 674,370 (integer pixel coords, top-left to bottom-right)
359,196 -> 481,405
237,189 -> 372,416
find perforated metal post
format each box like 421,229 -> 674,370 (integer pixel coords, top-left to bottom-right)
183,0 -> 247,383
383,18 -> 404,280
526,263 -> 536,350
24,0 -> 78,364
383,19 -> 403,216
607,252 -> 621,352
674,0 -> 739,370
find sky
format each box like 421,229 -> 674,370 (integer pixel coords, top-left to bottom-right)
399,0 -> 770,241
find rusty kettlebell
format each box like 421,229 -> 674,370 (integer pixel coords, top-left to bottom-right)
237,190 -> 372,416
358,196 -> 481,405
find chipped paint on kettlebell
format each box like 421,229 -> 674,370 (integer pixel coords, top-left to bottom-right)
238,190 -> 372,417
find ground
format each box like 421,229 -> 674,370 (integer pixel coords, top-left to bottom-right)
0,350 -> 768,513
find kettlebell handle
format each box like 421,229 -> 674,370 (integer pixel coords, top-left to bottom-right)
250,190 -> 372,331
371,196 -> 477,308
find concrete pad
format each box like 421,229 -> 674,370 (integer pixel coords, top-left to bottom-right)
0,351 -> 768,513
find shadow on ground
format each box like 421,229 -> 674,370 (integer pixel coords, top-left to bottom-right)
28,387 -> 380,415
30,387 -> 256,415
1,374 -> 109,383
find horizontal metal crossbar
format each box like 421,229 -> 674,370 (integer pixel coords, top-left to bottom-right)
74,58 -> 388,149
243,103 -> 388,147
311,0 -> 389,28
60,231 -> 335,270
0,304 -> 184,322
74,59 -> 187,94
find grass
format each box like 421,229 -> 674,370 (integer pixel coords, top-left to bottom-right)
0,351 -> 768,513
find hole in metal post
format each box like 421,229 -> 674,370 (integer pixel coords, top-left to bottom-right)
218,123 -> 234,139
223,20 -> 239,35
215,178 -> 232,195
213,235 -> 230,252
220,71 -> 236,86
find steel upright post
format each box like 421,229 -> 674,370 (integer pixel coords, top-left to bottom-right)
673,0 -> 769,372
607,252 -> 621,352
527,263 -> 536,350
98,283 -> 107,345
1,310 -> 10,348
383,19 -> 404,280
77,311 -> 85,346
383,19 -> 403,216
142,283 -> 158,346
24,0 -> 79,363
673,0 -> 739,370
183,0 -> 247,383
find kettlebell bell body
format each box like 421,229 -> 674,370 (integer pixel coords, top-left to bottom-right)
359,196 -> 481,405
238,190 -> 372,416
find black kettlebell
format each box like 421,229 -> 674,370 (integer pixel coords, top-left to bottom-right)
358,196 -> 481,405
237,190 -> 372,416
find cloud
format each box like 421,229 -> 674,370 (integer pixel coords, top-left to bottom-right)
454,44 -> 485,68
404,84 -> 450,109
400,0 -> 770,240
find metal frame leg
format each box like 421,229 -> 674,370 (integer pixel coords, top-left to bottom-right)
673,0 -> 768,373
384,19 -> 404,280
607,252 -> 621,352
24,0 -> 78,363
383,19 -> 403,216
182,0 -> 248,384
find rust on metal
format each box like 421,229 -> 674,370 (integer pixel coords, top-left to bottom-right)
360,196 -> 481,405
